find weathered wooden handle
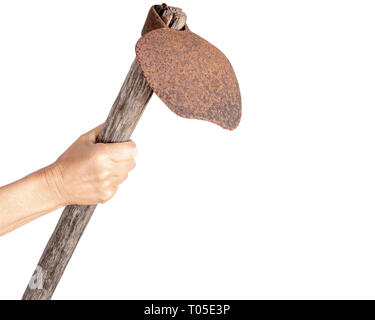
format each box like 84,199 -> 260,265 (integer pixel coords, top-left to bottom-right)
22,5 -> 187,300
22,59 -> 153,300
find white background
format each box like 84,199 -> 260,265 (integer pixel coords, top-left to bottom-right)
0,0 -> 375,300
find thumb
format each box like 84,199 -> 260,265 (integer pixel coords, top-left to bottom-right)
83,124 -> 104,143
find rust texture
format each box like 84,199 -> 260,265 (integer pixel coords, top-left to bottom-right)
141,5 -> 169,36
136,27 -> 241,130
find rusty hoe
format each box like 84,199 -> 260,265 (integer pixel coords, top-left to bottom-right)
22,3 -> 242,300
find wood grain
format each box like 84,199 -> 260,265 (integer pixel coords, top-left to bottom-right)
22,6 -> 186,300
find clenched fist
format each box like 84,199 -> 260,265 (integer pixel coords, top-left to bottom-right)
0,124 -> 137,236
45,124 -> 137,205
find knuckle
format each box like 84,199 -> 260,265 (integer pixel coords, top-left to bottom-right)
99,188 -> 115,203
96,180 -> 111,201
100,180 -> 111,190
97,170 -> 109,181
98,192 -> 109,204
99,197 -> 108,204
92,154 -> 108,172
94,151 -> 106,164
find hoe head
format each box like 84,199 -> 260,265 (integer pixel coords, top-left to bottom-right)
136,4 -> 242,130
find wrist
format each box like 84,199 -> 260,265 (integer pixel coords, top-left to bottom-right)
37,163 -> 67,207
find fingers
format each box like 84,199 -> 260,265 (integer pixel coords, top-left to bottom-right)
81,125 -> 137,162
58,124 -> 139,206
102,140 -> 137,162
97,160 -> 135,204
99,185 -> 118,204
112,159 -> 136,184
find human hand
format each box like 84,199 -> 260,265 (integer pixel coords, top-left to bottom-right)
44,124 -> 137,206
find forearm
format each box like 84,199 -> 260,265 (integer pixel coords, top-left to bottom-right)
0,167 -> 63,236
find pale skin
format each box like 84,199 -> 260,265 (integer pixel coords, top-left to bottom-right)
0,124 -> 137,236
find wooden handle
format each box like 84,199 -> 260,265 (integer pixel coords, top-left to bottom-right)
22,59 -> 152,300
22,5 -> 187,300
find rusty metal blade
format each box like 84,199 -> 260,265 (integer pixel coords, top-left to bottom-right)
136,28 -> 242,130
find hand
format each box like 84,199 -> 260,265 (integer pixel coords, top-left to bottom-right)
45,124 -> 137,205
